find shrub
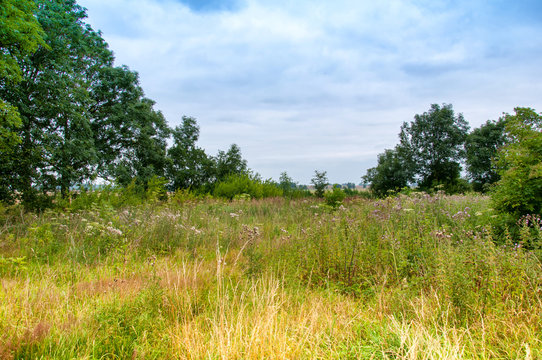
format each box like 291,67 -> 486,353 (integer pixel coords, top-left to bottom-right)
324,186 -> 346,208
213,174 -> 282,200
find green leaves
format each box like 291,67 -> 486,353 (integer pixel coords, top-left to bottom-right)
311,170 -> 329,198
363,148 -> 413,197
0,0 -> 47,155
465,119 -> 506,192
399,104 -> 469,191
167,116 -> 213,190
0,0 -> 47,83
364,104 -> 469,197
492,108 -> 542,217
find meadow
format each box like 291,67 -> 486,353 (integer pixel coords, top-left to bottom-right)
0,192 -> 541,359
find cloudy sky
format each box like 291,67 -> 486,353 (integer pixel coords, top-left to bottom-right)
77,0 -> 542,184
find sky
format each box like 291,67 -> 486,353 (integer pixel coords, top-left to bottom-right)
77,0 -> 542,185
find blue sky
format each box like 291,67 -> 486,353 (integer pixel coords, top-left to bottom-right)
78,0 -> 542,184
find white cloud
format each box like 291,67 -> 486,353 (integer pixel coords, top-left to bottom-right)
79,0 -> 542,183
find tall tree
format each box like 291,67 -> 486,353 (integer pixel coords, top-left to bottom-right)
111,98 -> 170,188
465,119 -> 507,192
0,0 -> 46,128
167,116 -> 213,190
89,65 -> 142,180
0,0 -> 114,203
492,108 -> 542,217
0,0 -> 47,202
399,104 -> 469,190
89,65 -> 169,187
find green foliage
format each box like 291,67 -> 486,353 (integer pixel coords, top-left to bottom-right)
111,98 -> 170,188
465,119 -> 507,192
279,171 -> 294,194
0,0 -> 47,83
492,107 -> 542,218
213,143 -> 248,183
0,0 -> 171,207
324,186 -> 346,208
167,116 -> 213,190
0,100 -> 21,152
213,173 -> 282,200
311,170 -> 329,198
399,104 -> 469,192
146,176 -> 168,202
0,0 -> 47,202
0,0 -> 114,205
363,148 -> 413,197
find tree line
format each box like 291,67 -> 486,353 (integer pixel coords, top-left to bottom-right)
363,103 -> 542,219
0,0 -> 252,209
2,0 -> 540,219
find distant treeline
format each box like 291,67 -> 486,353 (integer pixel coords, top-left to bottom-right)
362,103 -> 541,221
1,0 -> 540,220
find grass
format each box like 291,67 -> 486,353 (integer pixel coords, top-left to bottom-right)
0,193 -> 541,359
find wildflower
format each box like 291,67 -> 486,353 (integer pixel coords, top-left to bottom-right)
190,226 -> 202,235
106,226 -> 123,236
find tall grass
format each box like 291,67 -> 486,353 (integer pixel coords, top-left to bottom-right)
0,193 -> 541,359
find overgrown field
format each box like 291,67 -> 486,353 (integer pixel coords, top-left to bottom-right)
1,193 -> 541,359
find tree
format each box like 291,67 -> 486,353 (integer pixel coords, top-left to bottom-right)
167,116 -> 213,190
279,171 -> 295,193
0,0 -> 172,205
111,98 -> 170,188
399,104 -> 469,191
465,119 -> 507,192
311,170 -> 328,198
213,144 -> 248,182
363,147 -> 414,197
89,65 -> 143,179
0,0 -> 46,134
492,108 -> 542,217
0,0 -> 114,204
0,0 -> 47,202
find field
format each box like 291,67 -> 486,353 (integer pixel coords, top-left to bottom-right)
1,193 -> 541,359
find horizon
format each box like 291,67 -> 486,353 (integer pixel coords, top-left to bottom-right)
78,0 -> 542,184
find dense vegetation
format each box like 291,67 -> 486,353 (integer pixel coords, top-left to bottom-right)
1,1 -> 542,359
0,0 -> 258,210
1,193 -> 541,358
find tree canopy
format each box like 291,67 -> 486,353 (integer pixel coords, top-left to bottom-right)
0,0 -> 47,153
364,104 -> 470,196
362,148 -> 413,197
491,107 -> 542,217
465,119 -> 507,192
399,103 -> 469,190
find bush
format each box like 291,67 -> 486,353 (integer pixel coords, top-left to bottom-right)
324,186 -> 346,208
213,174 -> 282,200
